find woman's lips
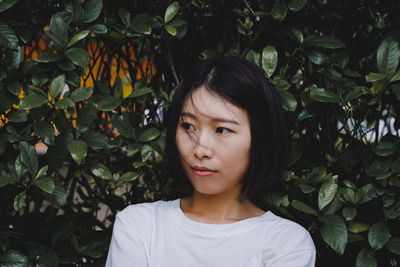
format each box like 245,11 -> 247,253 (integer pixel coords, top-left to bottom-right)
191,166 -> 217,177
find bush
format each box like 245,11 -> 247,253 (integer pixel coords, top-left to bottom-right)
0,0 -> 399,266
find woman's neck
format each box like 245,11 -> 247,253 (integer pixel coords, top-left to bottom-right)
180,191 -> 265,224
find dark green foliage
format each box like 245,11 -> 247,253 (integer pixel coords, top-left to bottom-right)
0,0 -> 400,266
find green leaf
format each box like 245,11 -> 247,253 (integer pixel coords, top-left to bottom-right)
36,51 -> 63,63
308,51 -> 329,65
0,0 -> 18,13
375,142 -> 396,157
291,200 -> 317,215
19,92 -> 48,109
288,0 -> 307,12
318,179 -> 338,210
130,87 -> 153,98
345,86 -> 370,101
118,8 -> 131,27
55,98 -> 75,110
13,191 -> 26,213
37,249 -> 59,267
0,175 -> 17,187
82,0 -> 103,23
97,96 -> 121,111
321,215 -> 347,255
67,140 -> 87,165
119,171 -> 140,182
19,141 -> 38,177
50,74 -> 66,100
0,22 -> 18,48
65,48 -> 92,68
139,128 -> 160,142
356,248 -> 377,267
262,45 -> 278,78
365,72 -> 386,82
89,24 -> 108,34
271,2 -> 287,22
276,89 -> 297,112
165,25 -> 177,36
165,1 -> 179,23
377,37 -> 400,79
68,30 -> 89,47
141,144 -> 153,161
0,250 -> 28,267
35,165 -> 48,180
390,70 -> 400,83
310,88 -> 340,103
7,110 -> 27,123
90,163 -> 112,180
245,50 -> 261,66
131,13 -> 153,35
33,120 -> 55,145
365,160 -> 391,179
111,114 -> 135,139
342,206 -> 357,221
308,166 -> 327,184
83,132 -> 109,149
304,36 -> 346,49
349,222 -> 370,233
368,222 -> 390,250
387,237 -> 400,255
36,177 -> 55,194
50,15 -> 68,47
46,179 -> 67,208
70,87 -> 93,102
76,102 -> 97,134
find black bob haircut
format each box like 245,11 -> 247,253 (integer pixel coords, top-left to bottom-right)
164,56 -> 288,202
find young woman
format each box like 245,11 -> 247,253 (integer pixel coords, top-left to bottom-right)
106,57 -> 316,267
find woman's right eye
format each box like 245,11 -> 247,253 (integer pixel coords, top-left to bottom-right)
181,122 -> 194,131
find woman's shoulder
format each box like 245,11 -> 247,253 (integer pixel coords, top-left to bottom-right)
262,211 -> 315,250
117,198 -> 179,224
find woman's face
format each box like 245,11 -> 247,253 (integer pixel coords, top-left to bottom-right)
175,85 -> 251,197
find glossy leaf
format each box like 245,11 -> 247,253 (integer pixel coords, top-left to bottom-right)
89,24 -> 108,34
342,206 -> 357,221
76,102 -> 97,134
97,96 -> 121,111
356,248 -> 377,267
119,171 -> 140,182
36,51 -> 63,63
288,0 -> 307,12
375,142 -> 396,157
310,88 -> 340,103
318,179 -> 338,210
0,22 -> 18,48
304,36 -> 346,49
349,223 -> 370,233
70,87 -> 93,102
130,87 -> 153,98
0,250 -> 28,267
365,72 -> 385,82
111,114 -> 136,139
262,45 -> 278,78
67,140 -> 87,165
377,37 -> 400,79
36,177 -> 55,194
0,175 -> 17,187
55,98 -> 75,110
321,215 -> 347,255
68,30 -> 90,47
0,0 -> 18,13
387,237 -> 400,255
50,15 -> 67,47
50,74 -> 66,100
291,200 -> 317,214
33,120 -> 55,145
82,0 -> 103,23
368,222 -> 390,250
90,163 -> 112,180
20,92 -> 48,109
19,141 -> 38,177
165,1 -> 179,23
139,128 -> 160,142
13,191 -> 26,213
65,48 -> 92,68
35,165 -> 48,180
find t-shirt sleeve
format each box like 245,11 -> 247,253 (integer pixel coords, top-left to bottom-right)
105,211 -> 149,267
268,248 -> 316,267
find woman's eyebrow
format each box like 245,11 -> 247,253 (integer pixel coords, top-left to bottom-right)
181,112 -> 240,125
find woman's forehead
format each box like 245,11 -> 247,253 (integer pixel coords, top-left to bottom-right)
181,86 -> 249,124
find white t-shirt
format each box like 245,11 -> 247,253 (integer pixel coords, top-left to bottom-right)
106,199 -> 316,267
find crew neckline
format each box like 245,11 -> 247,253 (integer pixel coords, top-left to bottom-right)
169,199 -> 272,235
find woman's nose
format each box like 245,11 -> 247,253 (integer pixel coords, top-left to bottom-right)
193,134 -> 214,159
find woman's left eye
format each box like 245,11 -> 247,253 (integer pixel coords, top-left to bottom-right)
216,127 -> 232,134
